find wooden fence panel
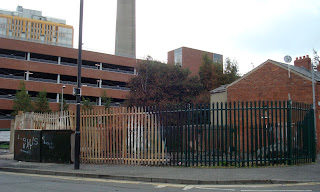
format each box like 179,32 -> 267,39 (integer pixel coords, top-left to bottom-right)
14,111 -> 73,131
78,107 -> 168,165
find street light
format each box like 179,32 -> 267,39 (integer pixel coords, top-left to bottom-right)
75,0 -> 84,170
24,71 -> 33,80
96,79 -> 102,87
61,85 -> 66,115
312,51 -> 319,159
95,63 -> 102,71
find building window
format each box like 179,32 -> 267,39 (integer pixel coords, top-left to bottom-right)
174,48 -> 182,66
213,54 -> 223,64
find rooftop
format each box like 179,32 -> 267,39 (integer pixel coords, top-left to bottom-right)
272,60 -> 320,81
0,5 -> 66,24
210,59 -> 320,94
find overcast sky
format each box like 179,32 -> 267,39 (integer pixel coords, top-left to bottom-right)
1,0 -> 320,74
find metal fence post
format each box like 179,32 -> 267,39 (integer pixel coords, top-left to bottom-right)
311,108 -> 316,162
287,100 -> 293,165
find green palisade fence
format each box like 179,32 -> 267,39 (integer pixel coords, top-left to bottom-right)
157,101 -> 315,167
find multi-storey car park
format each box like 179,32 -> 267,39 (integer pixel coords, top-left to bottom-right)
0,37 -> 138,130
0,6 -> 138,130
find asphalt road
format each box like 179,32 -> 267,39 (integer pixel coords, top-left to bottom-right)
1,171 -> 320,192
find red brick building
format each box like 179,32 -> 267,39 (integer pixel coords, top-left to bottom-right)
211,56 -> 320,151
168,47 -> 223,76
0,37 -> 138,130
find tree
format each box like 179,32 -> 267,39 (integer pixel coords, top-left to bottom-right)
59,93 -> 69,111
199,53 -> 225,92
223,57 -> 240,84
82,97 -> 93,110
199,54 -> 240,92
101,90 -> 112,109
127,57 -> 203,106
199,54 -> 214,91
12,81 -> 33,115
213,60 -> 224,87
33,89 -> 51,113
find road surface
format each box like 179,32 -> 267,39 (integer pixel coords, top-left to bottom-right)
0,171 -> 319,192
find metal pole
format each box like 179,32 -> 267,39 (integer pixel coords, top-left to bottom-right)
61,85 -> 66,115
311,61 -> 317,157
74,0 -> 84,170
61,87 -> 63,114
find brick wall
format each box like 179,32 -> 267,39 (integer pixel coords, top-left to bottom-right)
0,38 -> 138,68
294,55 -> 312,70
227,61 -> 320,151
181,47 -> 214,76
0,120 -> 11,129
167,50 -> 174,65
167,47 -> 214,76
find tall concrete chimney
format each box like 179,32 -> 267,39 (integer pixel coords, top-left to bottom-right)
115,0 -> 136,58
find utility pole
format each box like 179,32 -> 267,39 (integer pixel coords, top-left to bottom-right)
74,0 -> 84,170
61,85 -> 66,115
312,62 -> 316,136
312,50 -> 319,158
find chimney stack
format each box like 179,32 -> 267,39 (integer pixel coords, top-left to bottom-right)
294,55 -> 312,70
115,0 -> 136,58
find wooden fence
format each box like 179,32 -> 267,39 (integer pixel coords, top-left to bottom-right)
14,111 -> 74,130
79,107 -> 168,165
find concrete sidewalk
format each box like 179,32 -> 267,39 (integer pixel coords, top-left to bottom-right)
0,149 -> 319,185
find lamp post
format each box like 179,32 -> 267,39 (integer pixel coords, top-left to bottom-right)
95,63 -> 102,70
74,0 -> 84,170
312,52 -> 319,159
24,71 -> 33,81
61,85 -> 66,114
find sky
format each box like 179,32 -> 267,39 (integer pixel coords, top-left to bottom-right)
1,0 -> 320,75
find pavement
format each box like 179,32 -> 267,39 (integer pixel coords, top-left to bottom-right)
0,149 -> 319,185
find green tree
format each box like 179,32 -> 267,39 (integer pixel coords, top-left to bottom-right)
213,60 -> 224,87
199,55 -> 240,92
199,54 -> 224,92
199,54 -> 214,91
59,93 -> 69,111
12,81 -> 33,115
82,97 -> 93,110
127,57 -> 203,106
101,90 -> 112,109
33,89 -> 51,113
223,57 -> 240,84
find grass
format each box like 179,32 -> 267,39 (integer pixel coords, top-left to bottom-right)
0,144 -> 9,149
